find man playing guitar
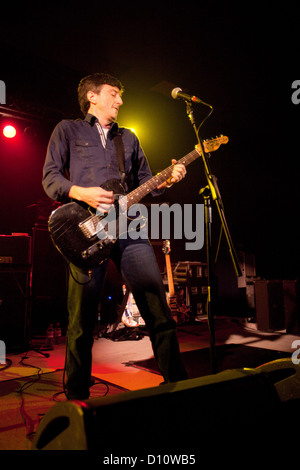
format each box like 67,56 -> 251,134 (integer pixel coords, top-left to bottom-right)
43,73 -> 188,399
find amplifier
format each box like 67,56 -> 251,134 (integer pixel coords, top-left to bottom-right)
254,280 -> 285,331
0,234 -> 31,266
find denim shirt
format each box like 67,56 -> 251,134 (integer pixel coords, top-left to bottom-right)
42,113 -> 161,202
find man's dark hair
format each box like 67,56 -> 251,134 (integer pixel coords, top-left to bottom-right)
77,73 -> 124,115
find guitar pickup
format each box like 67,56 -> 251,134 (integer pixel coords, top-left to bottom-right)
82,243 -> 102,259
79,214 -> 107,239
81,237 -> 114,259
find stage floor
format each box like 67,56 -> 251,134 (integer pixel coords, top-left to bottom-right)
0,316 -> 299,451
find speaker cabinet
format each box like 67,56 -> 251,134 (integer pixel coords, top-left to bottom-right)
254,280 -> 285,331
30,227 -> 68,335
0,235 -> 31,351
0,268 -> 30,351
32,368 -> 280,451
283,280 -> 300,334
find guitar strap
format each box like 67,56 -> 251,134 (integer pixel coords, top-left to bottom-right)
113,133 -> 126,185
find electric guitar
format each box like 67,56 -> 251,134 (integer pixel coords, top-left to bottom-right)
48,135 -> 228,269
162,240 -> 190,324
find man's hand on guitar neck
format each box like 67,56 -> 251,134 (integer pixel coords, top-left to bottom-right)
68,185 -> 114,211
157,159 -> 187,189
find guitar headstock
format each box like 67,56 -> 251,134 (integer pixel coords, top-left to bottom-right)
203,134 -> 228,153
162,240 -> 171,255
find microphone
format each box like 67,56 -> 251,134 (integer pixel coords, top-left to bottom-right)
171,87 -> 203,104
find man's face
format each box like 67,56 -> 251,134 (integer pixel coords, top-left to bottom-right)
90,84 -> 123,123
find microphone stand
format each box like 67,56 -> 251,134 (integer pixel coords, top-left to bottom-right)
185,101 -> 242,374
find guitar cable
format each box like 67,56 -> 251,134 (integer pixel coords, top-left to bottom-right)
59,254 -> 94,286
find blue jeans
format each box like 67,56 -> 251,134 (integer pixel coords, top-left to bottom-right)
66,238 -> 187,399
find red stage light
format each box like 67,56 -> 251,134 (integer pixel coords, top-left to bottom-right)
3,125 -> 17,138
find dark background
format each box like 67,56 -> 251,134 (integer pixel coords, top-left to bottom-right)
0,1 -> 299,281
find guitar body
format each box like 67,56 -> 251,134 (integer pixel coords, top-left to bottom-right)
49,179 -> 125,269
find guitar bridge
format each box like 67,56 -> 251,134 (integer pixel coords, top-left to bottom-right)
79,214 -> 105,239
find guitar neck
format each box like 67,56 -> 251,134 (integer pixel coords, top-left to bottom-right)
126,148 -> 201,208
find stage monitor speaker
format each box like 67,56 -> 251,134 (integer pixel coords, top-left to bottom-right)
32,368 -> 281,452
254,280 -> 285,331
257,358 -> 300,402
